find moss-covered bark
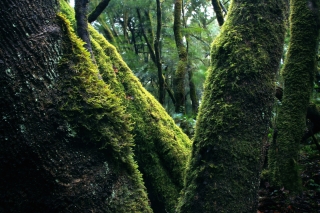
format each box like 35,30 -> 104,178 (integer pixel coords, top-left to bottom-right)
177,0 -> 286,212
268,0 -> 320,192
60,2 -> 192,212
0,0 -> 152,212
173,0 -> 188,113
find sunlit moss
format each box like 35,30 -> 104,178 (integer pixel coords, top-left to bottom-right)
59,1 -> 191,212
56,12 -> 152,212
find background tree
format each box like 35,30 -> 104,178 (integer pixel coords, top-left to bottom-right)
173,0 -> 188,113
88,0 -> 219,117
268,0 -> 320,193
177,0 -> 286,212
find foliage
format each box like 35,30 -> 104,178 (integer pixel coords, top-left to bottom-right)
86,0 -> 220,116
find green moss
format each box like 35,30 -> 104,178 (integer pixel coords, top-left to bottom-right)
177,0 -> 286,212
173,0 -> 188,114
59,2 -> 192,212
268,0 -> 320,193
91,28 -> 191,212
56,12 -> 152,212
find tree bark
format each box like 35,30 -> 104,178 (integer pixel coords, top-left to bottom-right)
155,1 -> 166,105
177,0 -> 286,212
88,0 -> 111,23
0,0 -> 152,212
269,0 -> 320,192
173,0 -> 188,113
211,0 -> 225,26
75,0 -> 93,55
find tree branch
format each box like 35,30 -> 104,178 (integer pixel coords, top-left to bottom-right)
88,0 -> 111,23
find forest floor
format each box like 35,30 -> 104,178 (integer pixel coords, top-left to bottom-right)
258,144 -> 320,213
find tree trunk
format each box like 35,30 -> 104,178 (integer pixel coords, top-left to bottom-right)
211,0 -> 224,26
75,0 -> 93,55
155,1 -> 166,105
0,0 -> 152,212
173,0 -> 188,113
268,0 -> 320,193
177,0 -> 286,212
59,2 -> 192,212
88,0 -> 111,23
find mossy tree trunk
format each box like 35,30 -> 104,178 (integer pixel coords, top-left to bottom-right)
268,0 -> 320,193
177,0 -> 286,212
173,0 -> 188,113
59,2 -> 192,212
0,0 -> 152,212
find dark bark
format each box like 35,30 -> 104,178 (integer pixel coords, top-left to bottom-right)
212,0 -> 225,26
75,0 -> 93,55
155,0 -> 165,105
136,9 -> 156,63
188,68 -> 199,115
0,0 -> 152,212
137,6 -> 167,105
88,0 -> 111,23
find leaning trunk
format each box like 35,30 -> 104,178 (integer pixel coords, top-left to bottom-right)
177,0 -> 285,212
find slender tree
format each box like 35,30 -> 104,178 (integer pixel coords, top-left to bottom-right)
88,0 -> 111,23
75,0 -> 93,55
173,0 -> 188,113
211,0 -> 224,26
177,0 -> 286,212
269,0 -> 320,192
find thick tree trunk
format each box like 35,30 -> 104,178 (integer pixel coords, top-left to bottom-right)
0,0 -> 152,212
59,2 -> 192,212
177,0 -> 286,212
268,0 -> 320,192
173,0 -> 188,113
